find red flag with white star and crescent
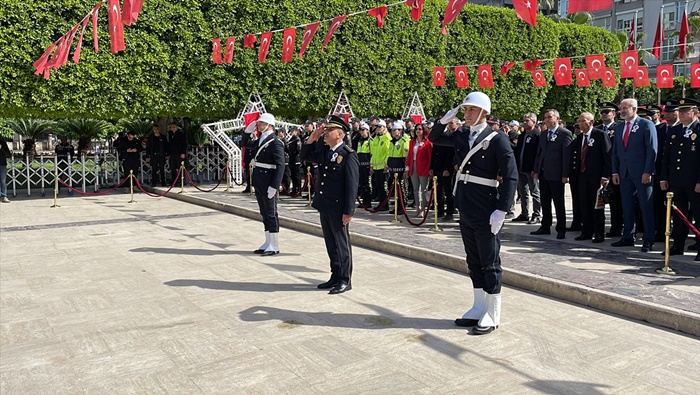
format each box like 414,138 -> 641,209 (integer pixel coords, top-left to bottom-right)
433,67 -> 445,87
619,50 -> 638,79
656,64 -> 674,88
299,22 -> 320,58
368,6 -> 387,28
243,34 -> 256,48
455,66 -> 469,88
500,62 -> 516,75
575,69 -> 591,87
553,58 -> 572,86
478,65 -> 494,88
513,0 -> 537,27
585,54 -> 606,80
282,28 -> 296,63
404,0 -> 425,22
72,16 -> 91,64
602,68 -> 617,87
634,66 -> 650,87
258,32 -> 272,63
212,38 -> 222,64
322,15 -> 348,50
223,37 -> 235,64
122,0 -> 134,26
532,70 -> 547,88
690,63 -> 700,88
441,0 -> 469,35
91,4 -> 100,53
107,0 -> 126,53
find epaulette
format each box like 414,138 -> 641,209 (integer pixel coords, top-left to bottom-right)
343,144 -> 355,152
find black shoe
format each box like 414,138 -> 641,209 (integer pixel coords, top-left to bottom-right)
641,241 -> 654,253
527,217 -> 541,224
689,243 -> 699,251
611,238 -> 635,247
441,215 -> 454,222
317,279 -> 339,289
512,214 -> 529,222
606,230 -> 622,238
530,227 -> 551,235
329,282 -> 351,294
471,325 -> 497,335
556,232 -> 566,240
261,250 -> 279,256
575,234 -> 592,241
665,246 -> 685,256
592,237 -> 605,244
253,249 -> 265,254
241,188 -> 251,193
455,318 -> 479,327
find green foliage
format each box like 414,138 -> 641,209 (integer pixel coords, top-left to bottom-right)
0,1 -> 621,121
118,119 -> 153,138
621,76 -> 697,105
57,118 -> 113,139
0,119 -> 14,139
5,118 -> 56,139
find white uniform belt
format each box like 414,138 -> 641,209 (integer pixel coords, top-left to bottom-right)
252,160 -> 277,170
455,173 -> 498,187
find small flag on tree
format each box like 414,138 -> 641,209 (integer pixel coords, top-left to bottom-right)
433,66 -> 445,87
478,65 -> 494,88
455,65 -> 469,88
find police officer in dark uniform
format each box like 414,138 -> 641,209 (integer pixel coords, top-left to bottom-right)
660,99 -> 700,261
288,127 -> 302,196
55,136 -> 75,190
300,115 -> 359,294
241,113 -> 286,256
429,92 -> 517,335
167,122 -> 188,184
146,125 -> 168,186
595,102 -> 622,238
118,131 -> 142,185
356,122 -> 373,208
647,104 -> 669,242
241,129 -> 258,193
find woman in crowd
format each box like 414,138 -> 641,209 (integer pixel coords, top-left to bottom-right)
405,123 -> 433,217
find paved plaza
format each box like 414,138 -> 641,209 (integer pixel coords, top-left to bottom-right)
1,190 -> 699,394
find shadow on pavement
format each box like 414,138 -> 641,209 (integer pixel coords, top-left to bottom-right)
164,279 -> 317,292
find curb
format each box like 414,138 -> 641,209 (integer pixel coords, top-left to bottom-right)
165,191 -> 700,337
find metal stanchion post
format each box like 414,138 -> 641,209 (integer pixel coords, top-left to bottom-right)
128,170 -> 136,203
50,163 -> 60,208
305,166 -> 312,207
178,161 -> 186,194
224,160 -> 231,192
390,173 -> 401,223
430,176 -> 442,232
656,192 -> 677,275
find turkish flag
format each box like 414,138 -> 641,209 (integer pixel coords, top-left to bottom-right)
532,70 -> 546,88
243,34 -> 256,48
45,36 -> 64,70
619,50 -> 638,79
322,15 -> 347,50
634,66 -> 650,87
478,65 -> 494,88
679,8 -> 690,60
514,0 -> 537,27
122,0 -> 134,26
107,0 -> 126,53
656,64 -> 674,88
500,62 -> 516,75
626,19 -> 636,50
691,63 -> 700,88
602,68 -> 617,88
131,0 -> 143,22
575,69 -> 591,87
368,6 -> 387,28
568,0 -> 611,13
404,0 -> 425,22
652,14 -> 663,60
62,24 -> 81,67
523,59 -> 542,72
258,32 -> 272,63
433,67 -> 445,87
299,22 -> 320,58
33,43 -> 56,76
441,0 -> 469,35
553,58 -> 572,86
282,28 -> 296,63
455,66 -> 469,88
243,112 -> 260,127
585,54 -> 606,80
212,38 -> 222,64
91,4 -> 100,53
410,114 -> 423,125
223,37 -> 236,64
72,16 -> 90,64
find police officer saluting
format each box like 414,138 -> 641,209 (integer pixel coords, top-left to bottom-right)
429,92 -> 517,335
241,113 -> 286,256
300,115 -> 360,294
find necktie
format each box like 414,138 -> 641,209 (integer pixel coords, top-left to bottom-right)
602,125 -> 608,132
469,131 -> 478,148
580,135 -> 588,173
547,130 -> 553,141
622,121 -> 631,147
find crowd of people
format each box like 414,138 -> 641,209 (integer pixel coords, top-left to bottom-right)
241,98 -> 700,262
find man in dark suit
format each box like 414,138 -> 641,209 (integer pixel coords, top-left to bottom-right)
287,127 -> 302,196
660,99 -> 700,261
531,109 -> 573,239
167,122 -> 188,185
431,121 -> 457,221
571,112 -> 612,242
595,102 -> 622,237
611,99 -> 658,252
429,92 -> 517,336
241,113 -> 286,256
512,113 -> 541,224
300,115 -> 360,294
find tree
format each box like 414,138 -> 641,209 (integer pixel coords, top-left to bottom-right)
57,119 -> 113,155
670,15 -> 700,61
5,119 -> 56,158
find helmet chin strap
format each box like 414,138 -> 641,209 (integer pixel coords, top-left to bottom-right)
471,108 -> 485,127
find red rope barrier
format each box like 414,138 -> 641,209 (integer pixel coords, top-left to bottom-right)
672,205 -> 700,239
184,167 -> 225,192
229,166 -> 248,186
58,176 -> 130,196
397,185 -> 434,226
279,179 -> 308,198
356,181 -> 394,213
133,167 -> 183,197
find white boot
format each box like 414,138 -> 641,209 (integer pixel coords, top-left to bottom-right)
455,288 -> 486,327
254,231 -> 270,254
262,232 -> 279,256
473,293 -> 501,335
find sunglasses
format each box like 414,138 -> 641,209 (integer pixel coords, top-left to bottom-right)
600,110 -> 613,114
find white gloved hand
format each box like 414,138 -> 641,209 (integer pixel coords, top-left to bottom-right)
267,186 -> 277,199
439,106 -> 460,125
244,121 -> 257,134
489,210 -> 507,235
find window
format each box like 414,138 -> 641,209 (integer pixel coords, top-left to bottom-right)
664,10 -> 676,30
594,17 -> 612,31
661,36 -> 679,62
616,13 -> 642,32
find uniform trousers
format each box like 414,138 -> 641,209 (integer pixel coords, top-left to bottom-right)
539,171 -> 567,233
608,184 -> 624,234
358,165 -> 372,207
371,171 -> 387,205
151,155 -> 166,185
653,180 -> 667,240
319,211 -> 353,284
459,213 -> 502,294
169,156 -> 183,183
436,173 -> 455,217
620,176 -> 654,242
254,189 -> 279,232
290,162 -> 301,192
670,186 -> 700,247
123,158 -> 139,183
578,175 -> 605,238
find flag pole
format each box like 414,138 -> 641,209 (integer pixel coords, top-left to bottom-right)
632,10 -> 638,99
681,1 -> 688,97
657,4 -> 664,106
